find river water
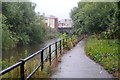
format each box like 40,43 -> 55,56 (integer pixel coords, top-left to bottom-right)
2,38 -> 59,62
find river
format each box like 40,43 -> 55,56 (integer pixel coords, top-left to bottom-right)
2,38 -> 59,62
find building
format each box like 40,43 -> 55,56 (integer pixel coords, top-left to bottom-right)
45,15 -> 58,29
58,19 -> 72,28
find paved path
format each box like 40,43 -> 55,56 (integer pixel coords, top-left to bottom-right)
51,39 -> 114,78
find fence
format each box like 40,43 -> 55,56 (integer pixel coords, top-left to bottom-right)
0,38 -> 68,80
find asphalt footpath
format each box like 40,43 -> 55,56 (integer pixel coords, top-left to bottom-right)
51,39 -> 115,79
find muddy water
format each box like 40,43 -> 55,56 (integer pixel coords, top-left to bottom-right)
2,38 -> 59,62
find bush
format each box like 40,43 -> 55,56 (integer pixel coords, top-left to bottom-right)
71,35 -> 78,46
61,33 -> 78,49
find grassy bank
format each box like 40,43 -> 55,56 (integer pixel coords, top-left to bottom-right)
85,35 -> 120,79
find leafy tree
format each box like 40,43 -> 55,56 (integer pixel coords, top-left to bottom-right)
2,15 -> 18,50
2,2 -> 48,50
2,2 -> 36,45
70,2 -> 119,39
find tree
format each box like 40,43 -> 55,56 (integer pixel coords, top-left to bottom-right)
2,2 -> 48,50
2,15 -> 18,50
70,2 -> 119,39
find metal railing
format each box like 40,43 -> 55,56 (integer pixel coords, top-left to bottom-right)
0,38 -> 68,80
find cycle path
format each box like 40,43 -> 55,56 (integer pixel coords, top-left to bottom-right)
51,39 -> 114,78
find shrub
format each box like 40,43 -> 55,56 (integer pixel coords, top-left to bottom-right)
61,33 -> 78,49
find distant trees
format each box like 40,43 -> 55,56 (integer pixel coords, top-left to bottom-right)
2,2 -> 47,50
70,2 -> 120,39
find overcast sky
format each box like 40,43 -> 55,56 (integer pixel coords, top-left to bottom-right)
30,0 -> 81,20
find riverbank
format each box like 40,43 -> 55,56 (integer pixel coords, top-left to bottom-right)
1,38 -> 59,70
85,35 -> 119,79
1,34 -> 79,78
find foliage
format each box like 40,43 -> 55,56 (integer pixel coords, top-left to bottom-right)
0,61 -> 11,70
1,54 -> 54,78
70,35 -> 78,46
85,36 -> 119,74
2,15 -> 18,50
0,56 -> 16,70
61,33 -> 78,49
46,27 -> 59,39
1,59 -> 49,78
61,33 -> 68,38
70,2 -> 119,39
2,2 -> 48,50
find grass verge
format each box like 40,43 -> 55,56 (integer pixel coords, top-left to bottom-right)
85,35 -> 120,79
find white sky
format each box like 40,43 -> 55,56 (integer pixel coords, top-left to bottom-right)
30,0 -> 81,20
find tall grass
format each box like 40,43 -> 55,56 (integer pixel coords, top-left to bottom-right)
1,59 -> 49,78
1,41 -> 64,78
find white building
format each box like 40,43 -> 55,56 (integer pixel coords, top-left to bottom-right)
45,15 -> 58,29
58,19 -> 73,28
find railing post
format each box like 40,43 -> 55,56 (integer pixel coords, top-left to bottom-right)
41,50 -> 44,70
63,39 -> 64,48
49,45 -> 51,65
60,40 -> 62,54
20,59 -> 25,80
55,42 -> 57,58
